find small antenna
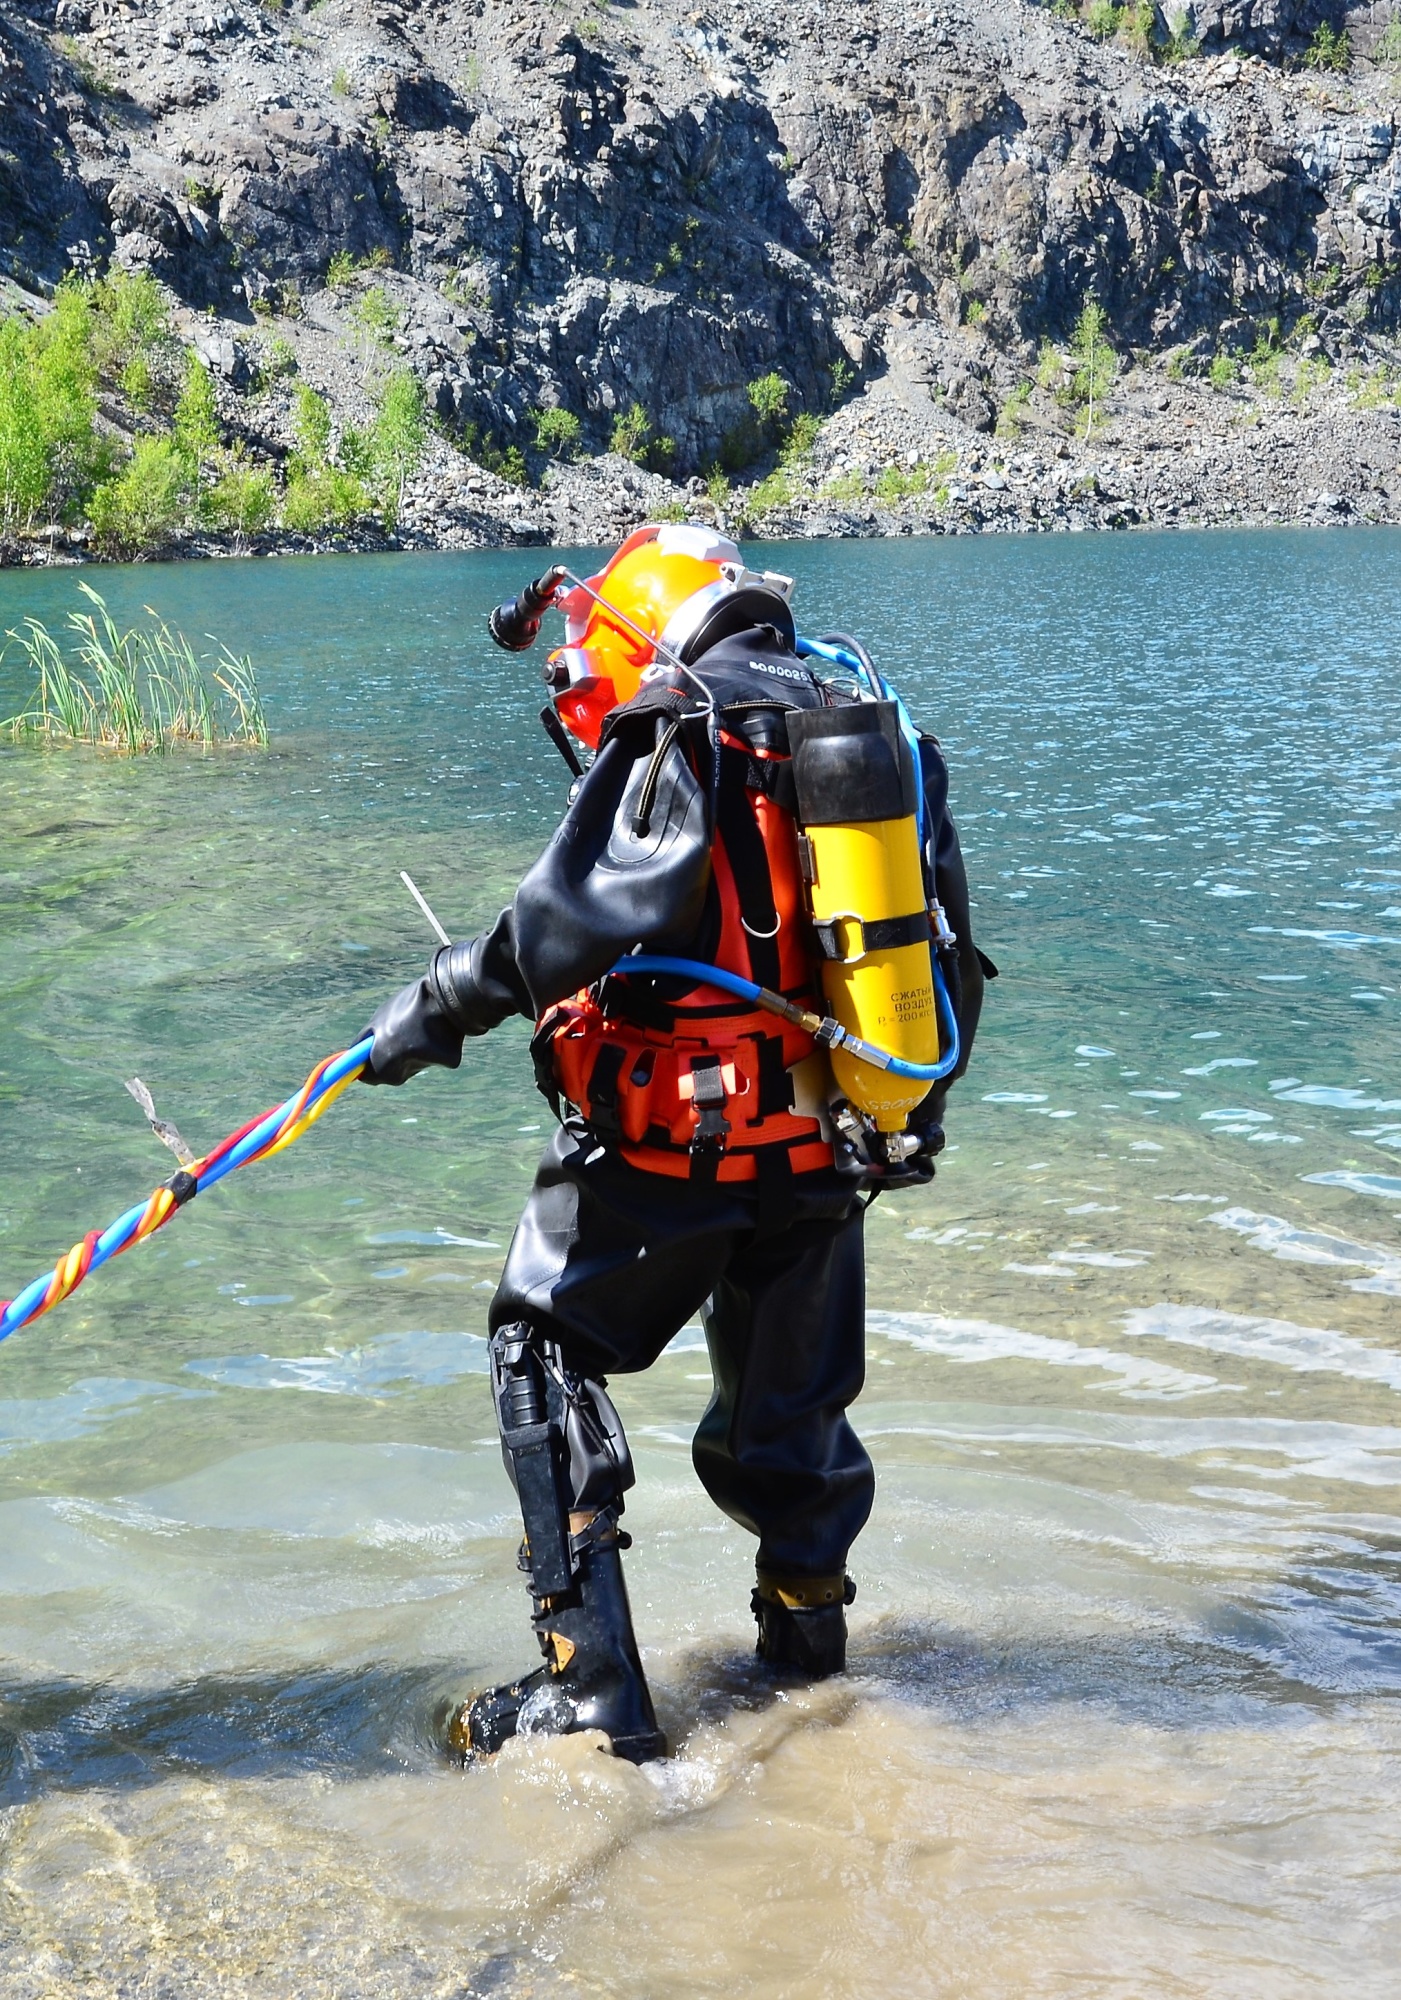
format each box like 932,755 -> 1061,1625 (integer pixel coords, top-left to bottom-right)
400,870 -> 452,946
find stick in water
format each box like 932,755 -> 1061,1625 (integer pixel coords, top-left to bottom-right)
123,1077 -> 197,1168
400,870 -> 452,946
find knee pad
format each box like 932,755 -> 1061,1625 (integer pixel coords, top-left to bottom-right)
489,1321 -> 635,1595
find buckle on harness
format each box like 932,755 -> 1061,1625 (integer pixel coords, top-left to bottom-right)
684,1055 -> 731,1162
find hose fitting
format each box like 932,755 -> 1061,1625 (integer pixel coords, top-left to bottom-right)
488,565 -> 568,652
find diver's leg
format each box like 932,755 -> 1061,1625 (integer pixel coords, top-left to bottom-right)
454,1319 -> 666,1762
451,1126 -> 740,1761
691,1199 -> 873,1677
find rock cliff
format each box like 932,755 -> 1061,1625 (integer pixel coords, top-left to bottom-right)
1,0 -> 1399,550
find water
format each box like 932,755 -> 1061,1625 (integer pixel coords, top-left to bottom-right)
2,530 -> 1400,1997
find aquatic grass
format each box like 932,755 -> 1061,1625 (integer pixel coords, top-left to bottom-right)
142,607 -> 218,747
212,645 -> 269,747
70,580 -> 150,750
1,584 -> 267,750
7,614 -> 95,738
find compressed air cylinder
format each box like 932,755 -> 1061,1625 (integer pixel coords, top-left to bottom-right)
786,702 -> 941,1131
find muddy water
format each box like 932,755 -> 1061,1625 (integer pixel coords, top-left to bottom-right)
1,530 -> 1399,1997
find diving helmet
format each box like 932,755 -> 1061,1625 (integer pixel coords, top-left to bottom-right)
543,524 -> 797,748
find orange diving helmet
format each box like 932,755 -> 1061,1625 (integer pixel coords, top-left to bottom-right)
540,525 -> 797,749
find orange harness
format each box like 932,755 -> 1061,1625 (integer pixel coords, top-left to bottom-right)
537,737 -> 835,1183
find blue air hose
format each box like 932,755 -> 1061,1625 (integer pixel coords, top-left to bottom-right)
794,634 -> 928,851
613,954 -> 960,1082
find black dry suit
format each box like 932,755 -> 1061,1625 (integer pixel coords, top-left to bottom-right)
363,623 -> 986,1760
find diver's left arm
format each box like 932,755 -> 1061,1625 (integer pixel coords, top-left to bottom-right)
359,721 -> 710,1085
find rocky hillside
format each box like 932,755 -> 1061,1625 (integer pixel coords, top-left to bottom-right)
1,0 -> 1400,554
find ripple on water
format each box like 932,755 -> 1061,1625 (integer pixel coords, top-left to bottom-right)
1124,1303 -> 1401,1395
0,1376 -> 205,1453
1208,1207 -> 1401,1294
869,1310 -> 1218,1399
186,1328 -> 490,1395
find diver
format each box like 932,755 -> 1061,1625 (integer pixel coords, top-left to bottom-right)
358,525 -> 989,1764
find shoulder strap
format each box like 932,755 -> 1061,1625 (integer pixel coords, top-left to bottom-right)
715,745 -> 782,991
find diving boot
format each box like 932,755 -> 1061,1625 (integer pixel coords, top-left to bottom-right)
447,1538 -> 666,1766
753,1572 -> 857,1679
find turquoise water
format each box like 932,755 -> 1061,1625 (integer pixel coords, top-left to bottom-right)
1,531 -> 1400,1996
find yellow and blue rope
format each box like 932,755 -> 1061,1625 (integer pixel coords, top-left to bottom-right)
0,1035 -> 373,1345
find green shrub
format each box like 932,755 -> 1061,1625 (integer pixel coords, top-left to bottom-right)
1302,23 -> 1350,71
745,468 -> 792,516
281,463 -> 373,531
1066,297 -> 1114,432
995,381 -> 1031,437
261,334 -> 298,381
1248,319 -> 1282,394
371,369 -> 427,525
89,270 -> 174,391
1116,0 -> 1155,52
1036,340 -> 1063,392
875,460 -> 944,505
1350,365 -> 1400,410
207,458 -> 275,539
611,401 -> 651,462
704,464 -> 730,504
0,319 -> 49,527
532,406 -> 582,459
1379,14 -> 1401,67
174,351 -> 221,490
1159,7 -> 1199,60
822,469 -> 867,505
351,285 -> 399,341
0,287 -> 103,530
780,411 -> 822,468
747,371 -> 789,431
442,265 -> 488,311
828,356 -> 853,406
1084,0 -> 1121,37
1208,351 -> 1237,391
88,436 -> 188,557
326,250 -> 357,291
293,381 -> 332,464
495,443 -> 528,486
1292,354 -> 1332,404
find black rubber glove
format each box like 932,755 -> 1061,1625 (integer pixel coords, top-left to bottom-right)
358,954 -> 467,1086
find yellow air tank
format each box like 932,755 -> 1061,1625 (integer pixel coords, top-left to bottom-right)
786,702 -> 941,1132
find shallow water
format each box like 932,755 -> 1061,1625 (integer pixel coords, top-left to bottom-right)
1,529 -> 1399,1996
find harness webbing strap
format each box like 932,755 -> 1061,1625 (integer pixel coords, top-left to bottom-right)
753,1142 -> 796,1237
715,748 -> 782,992
755,1035 -> 794,1119
585,1042 -> 627,1142
814,910 -> 930,960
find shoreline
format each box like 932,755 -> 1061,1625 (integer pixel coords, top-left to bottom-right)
5,374 -> 1399,570
6,503 -> 1398,571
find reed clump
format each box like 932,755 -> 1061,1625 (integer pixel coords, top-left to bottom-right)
1,582 -> 267,750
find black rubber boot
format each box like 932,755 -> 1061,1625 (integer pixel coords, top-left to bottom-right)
447,1540 -> 666,1765
753,1574 -> 856,1679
